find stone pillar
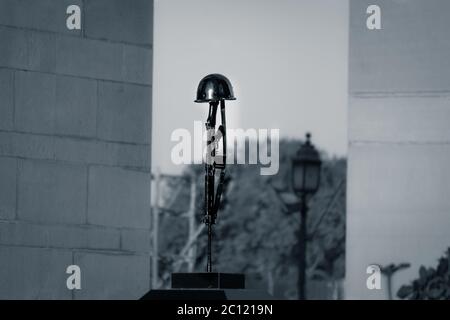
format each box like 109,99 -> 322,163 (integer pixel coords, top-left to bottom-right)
0,0 -> 153,299
347,0 -> 450,299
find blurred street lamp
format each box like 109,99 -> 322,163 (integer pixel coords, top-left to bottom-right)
291,132 -> 322,300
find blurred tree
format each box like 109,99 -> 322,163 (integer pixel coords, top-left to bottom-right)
398,249 -> 450,300
157,138 -> 346,299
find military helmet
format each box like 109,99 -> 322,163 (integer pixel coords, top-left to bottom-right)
195,73 -> 236,103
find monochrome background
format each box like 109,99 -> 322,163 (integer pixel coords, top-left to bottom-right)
0,0 -> 449,300
347,0 -> 450,299
152,0 -> 348,174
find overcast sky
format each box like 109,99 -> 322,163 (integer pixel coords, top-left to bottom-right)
152,0 -> 349,174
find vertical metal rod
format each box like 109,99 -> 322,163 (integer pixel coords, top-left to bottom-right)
387,275 -> 393,300
187,174 -> 197,272
205,102 -> 217,273
220,100 -> 227,163
204,156 -> 212,273
298,192 -> 307,300
207,221 -> 212,272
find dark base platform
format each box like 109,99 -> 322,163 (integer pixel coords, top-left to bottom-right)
140,289 -> 273,300
171,273 -> 245,289
140,272 -> 273,300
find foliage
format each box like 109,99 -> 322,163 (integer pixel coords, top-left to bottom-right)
397,249 -> 450,300
158,138 -> 346,298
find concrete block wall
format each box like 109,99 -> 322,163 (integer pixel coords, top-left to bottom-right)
0,0 -> 153,299
347,0 -> 450,299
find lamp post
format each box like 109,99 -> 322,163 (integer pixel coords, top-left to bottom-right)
291,133 -> 322,300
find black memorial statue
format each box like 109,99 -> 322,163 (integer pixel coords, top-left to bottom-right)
195,73 -> 235,273
141,74 -> 272,300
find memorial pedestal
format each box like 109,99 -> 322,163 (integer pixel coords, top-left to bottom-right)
140,273 -> 273,300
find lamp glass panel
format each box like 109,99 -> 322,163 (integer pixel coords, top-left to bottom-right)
304,163 -> 320,193
292,161 -> 305,192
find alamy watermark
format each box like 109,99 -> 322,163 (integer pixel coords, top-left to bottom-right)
171,121 -> 280,176
366,264 -> 381,290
